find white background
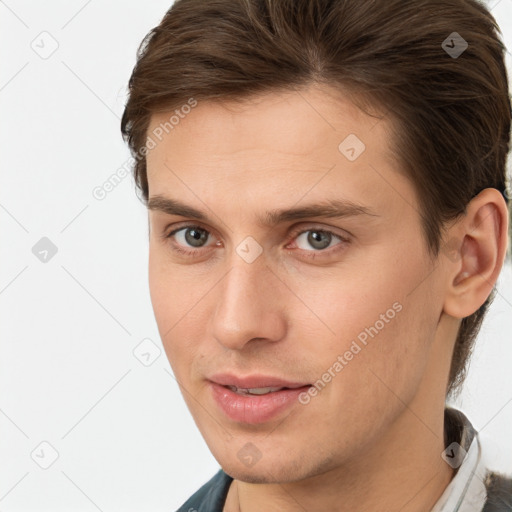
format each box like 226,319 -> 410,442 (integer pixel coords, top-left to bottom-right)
1,1 -> 511,510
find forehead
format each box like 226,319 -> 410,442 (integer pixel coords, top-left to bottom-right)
144,85 -> 409,218
146,85 -> 393,167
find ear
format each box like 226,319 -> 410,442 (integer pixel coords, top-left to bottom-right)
442,188 -> 509,319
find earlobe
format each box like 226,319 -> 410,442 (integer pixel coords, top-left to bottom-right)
443,188 -> 509,319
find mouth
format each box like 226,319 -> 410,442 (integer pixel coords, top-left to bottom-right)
224,385 -> 303,395
208,372 -> 310,390
207,374 -> 312,424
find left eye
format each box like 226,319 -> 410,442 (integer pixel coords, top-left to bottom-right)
293,229 -> 345,251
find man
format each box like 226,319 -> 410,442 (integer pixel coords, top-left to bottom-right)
121,0 -> 512,510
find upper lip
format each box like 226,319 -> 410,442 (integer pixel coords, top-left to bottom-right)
208,373 -> 310,389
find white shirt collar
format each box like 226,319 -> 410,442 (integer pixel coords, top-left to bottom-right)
431,409 -> 488,512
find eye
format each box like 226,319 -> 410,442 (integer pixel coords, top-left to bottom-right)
164,225 -> 218,256
288,227 -> 349,258
163,224 -> 349,259
173,226 -> 210,247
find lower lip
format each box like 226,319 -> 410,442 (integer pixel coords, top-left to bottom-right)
209,382 -> 311,424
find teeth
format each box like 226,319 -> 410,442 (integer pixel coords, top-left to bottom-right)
228,386 -> 284,395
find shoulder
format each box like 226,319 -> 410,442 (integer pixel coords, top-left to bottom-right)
175,469 -> 233,512
483,471 -> 512,511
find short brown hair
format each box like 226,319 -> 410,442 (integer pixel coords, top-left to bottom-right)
121,0 -> 511,397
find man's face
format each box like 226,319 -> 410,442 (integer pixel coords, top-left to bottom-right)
146,85 -> 448,483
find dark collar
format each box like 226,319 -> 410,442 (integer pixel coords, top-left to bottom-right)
444,406 -> 478,475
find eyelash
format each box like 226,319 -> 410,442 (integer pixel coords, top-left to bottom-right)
162,223 -> 350,260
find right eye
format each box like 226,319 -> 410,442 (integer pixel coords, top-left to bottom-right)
164,224 -> 219,256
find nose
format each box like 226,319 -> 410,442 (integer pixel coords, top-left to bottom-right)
211,257 -> 287,351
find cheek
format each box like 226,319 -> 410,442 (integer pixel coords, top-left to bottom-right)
298,292 -> 433,452
148,246 -> 170,329
300,246 -> 436,393
148,247 -> 190,368
148,243 -> 216,378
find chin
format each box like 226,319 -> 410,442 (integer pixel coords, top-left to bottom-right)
222,455 -> 330,485
227,470 -> 275,484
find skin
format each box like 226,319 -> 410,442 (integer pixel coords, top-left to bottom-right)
145,84 -> 509,512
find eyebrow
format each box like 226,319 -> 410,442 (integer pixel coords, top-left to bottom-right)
147,195 -> 379,227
